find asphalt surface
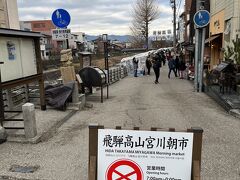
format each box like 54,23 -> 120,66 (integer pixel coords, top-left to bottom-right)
0,66 -> 240,180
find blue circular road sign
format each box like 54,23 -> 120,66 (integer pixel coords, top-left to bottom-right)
194,10 -> 210,28
52,9 -> 71,28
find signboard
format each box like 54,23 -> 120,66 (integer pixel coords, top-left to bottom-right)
51,9 -> 71,28
98,129 -> 193,180
194,10 -> 210,28
51,29 -> 71,40
0,37 -> 37,82
6,41 -> 16,60
209,10 -> 224,35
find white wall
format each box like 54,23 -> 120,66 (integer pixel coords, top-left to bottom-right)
20,21 -> 32,31
0,37 -> 37,82
0,0 -> 20,29
211,0 -> 240,46
6,0 -> 20,29
0,0 -> 8,28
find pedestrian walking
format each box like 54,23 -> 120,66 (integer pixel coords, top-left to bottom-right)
160,51 -> 166,66
146,54 -> 152,75
152,53 -> 162,84
179,59 -> 186,79
132,57 -> 139,77
175,56 -> 180,77
168,56 -> 177,79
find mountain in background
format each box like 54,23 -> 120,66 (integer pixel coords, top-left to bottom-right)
86,35 -> 132,42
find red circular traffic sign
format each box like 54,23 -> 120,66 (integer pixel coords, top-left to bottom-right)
106,159 -> 143,180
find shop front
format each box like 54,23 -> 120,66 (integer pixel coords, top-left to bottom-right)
208,10 -> 225,69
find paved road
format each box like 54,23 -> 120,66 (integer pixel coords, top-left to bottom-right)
0,66 -> 240,180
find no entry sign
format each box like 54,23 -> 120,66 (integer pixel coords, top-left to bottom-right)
98,129 -> 193,180
106,159 -> 143,180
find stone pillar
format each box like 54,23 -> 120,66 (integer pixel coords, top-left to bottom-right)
0,126 -> 7,144
72,81 -> 79,103
5,89 -> 13,111
79,94 -> 86,109
22,103 -> 37,139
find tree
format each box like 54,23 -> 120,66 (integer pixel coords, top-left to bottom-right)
130,0 -> 159,50
224,40 -> 240,64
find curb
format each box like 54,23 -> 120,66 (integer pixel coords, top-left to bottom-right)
205,87 -> 232,112
205,86 -> 240,119
6,110 -> 77,144
229,109 -> 240,119
0,175 -> 45,180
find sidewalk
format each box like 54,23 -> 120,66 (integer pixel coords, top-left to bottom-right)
206,85 -> 240,118
4,108 -> 77,144
0,66 -> 239,179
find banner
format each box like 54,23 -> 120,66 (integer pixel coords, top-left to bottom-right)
98,129 -> 193,180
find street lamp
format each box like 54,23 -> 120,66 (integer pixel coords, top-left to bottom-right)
102,34 -> 109,99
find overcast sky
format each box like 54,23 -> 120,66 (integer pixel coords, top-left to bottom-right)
17,0 -> 184,35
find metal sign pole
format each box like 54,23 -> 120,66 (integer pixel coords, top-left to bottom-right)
106,42 -> 109,99
199,28 -> 206,92
194,29 -> 199,91
194,0 -> 209,92
198,29 -> 203,92
194,0 -> 200,92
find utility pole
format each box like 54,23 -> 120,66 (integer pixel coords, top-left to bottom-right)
170,0 -> 177,53
0,62 -> 4,126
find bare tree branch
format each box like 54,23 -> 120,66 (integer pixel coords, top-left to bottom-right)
129,0 -> 159,49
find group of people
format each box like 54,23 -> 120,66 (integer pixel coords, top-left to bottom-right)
168,55 -> 187,79
132,50 -> 186,84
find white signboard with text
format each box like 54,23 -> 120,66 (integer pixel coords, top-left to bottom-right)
51,29 -> 71,40
98,129 -> 193,180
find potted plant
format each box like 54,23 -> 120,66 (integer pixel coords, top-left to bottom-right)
224,45 -> 234,63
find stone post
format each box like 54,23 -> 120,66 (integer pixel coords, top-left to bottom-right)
0,126 -> 7,144
72,81 -> 79,103
22,103 -> 37,139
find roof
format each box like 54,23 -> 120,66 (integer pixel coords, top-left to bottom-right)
0,28 -> 42,38
205,35 -> 220,44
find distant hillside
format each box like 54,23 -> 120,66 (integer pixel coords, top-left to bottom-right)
86,35 -> 132,42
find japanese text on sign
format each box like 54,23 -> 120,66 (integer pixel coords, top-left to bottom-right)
51,29 -> 71,40
98,129 -> 194,180
103,135 -> 189,150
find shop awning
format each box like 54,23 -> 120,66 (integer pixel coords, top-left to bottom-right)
205,35 -> 220,44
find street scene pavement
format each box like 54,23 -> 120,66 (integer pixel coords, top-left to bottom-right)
0,66 -> 240,180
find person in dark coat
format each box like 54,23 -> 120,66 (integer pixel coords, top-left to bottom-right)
160,51 -> 166,66
175,56 -> 180,76
146,54 -> 152,75
132,57 -> 139,77
179,59 -> 186,79
168,56 -> 177,79
152,53 -> 162,84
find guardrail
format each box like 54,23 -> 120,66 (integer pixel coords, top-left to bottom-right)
108,66 -> 128,84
